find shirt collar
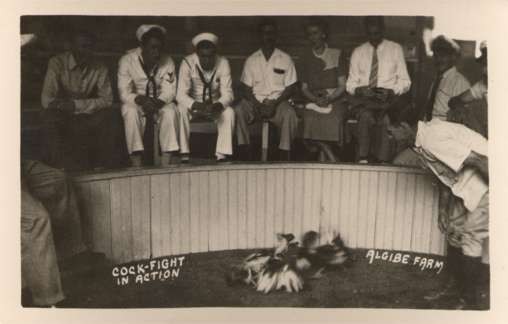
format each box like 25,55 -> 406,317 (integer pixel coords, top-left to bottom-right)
368,39 -> 386,51
68,52 -> 91,71
312,43 -> 328,58
442,66 -> 457,79
256,48 -> 281,61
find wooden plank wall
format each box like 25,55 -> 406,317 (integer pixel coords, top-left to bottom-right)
73,164 -> 445,264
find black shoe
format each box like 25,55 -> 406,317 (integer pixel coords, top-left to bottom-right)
278,149 -> 291,161
180,154 -> 190,164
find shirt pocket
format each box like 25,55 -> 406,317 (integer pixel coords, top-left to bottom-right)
272,67 -> 286,87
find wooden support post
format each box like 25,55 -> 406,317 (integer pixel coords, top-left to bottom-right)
261,121 -> 269,162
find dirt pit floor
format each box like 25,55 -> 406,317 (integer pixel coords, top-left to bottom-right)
23,248 -> 490,310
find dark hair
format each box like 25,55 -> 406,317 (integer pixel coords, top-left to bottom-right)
196,40 -> 217,51
141,27 -> 165,45
305,18 -> 329,40
364,16 -> 385,30
431,35 -> 459,56
258,18 -> 278,33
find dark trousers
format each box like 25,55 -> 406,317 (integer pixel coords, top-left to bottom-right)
41,108 -> 124,170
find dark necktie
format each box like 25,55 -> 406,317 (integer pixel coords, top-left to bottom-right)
368,45 -> 379,88
425,74 -> 443,121
196,65 -> 217,104
139,58 -> 159,165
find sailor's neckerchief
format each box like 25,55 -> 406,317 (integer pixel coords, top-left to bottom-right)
138,57 -> 159,98
183,57 -> 217,103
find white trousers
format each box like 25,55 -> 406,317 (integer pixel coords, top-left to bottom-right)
121,103 -> 179,155
177,104 -> 235,157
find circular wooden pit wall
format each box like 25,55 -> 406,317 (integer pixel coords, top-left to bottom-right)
73,163 -> 445,264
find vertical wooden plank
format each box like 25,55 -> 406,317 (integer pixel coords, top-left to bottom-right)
208,171 -> 220,251
89,181 -> 112,259
159,174 -> 172,257
131,176 -> 151,261
429,187 -> 444,254
364,172 -> 379,249
110,178 -> 132,264
265,169 -> 276,247
347,171 -> 360,248
218,171 -> 229,250
356,171 -> 370,248
189,172 -> 201,253
339,170 -> 352,247
421,177 -> 435,254
150,175 -> 162,258
320,170 -> 333,239
330,170 -> 342,237
179,173 -> 191,254
401,174 -> 417,251
274,169 -> 284,237
228,170 -> 239,250
293,169 -> 305,241
392,173 -> 408,250
410,175 -> 427,253
374,172 -> 388,249
310,169 -> 322,241
255,170 -> 266,248
198,171 -> 210,252
169,173 -> 181,255
383,173 -> 398,250
246,170 -> 257,249
237,170 -> 248,249
283,169 -> 295,236
75,182 -> 93,252
302,169 -> 314,234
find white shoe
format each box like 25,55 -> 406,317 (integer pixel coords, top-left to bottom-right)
358,159 -> 368,164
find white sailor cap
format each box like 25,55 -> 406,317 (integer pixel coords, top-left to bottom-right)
136,24 -> 167,42
191,32 -> 219,47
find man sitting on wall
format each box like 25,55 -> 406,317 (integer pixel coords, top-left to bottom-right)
40,29 -> 122,171
176,32 -> 235,163
389,118 -> 488,310
345,16 -> 412,164
118,24 -> 180,167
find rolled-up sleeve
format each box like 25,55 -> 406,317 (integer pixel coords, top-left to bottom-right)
393,44 -> 411,95
157,58 -> 177,104
41,57 -> 60,109
240,58 -> 253,87
346,48 -> 362,95
218,59 -> 234,108
74,66 -> 113,114
176,59 -> 195,110
117,55 -> 137,105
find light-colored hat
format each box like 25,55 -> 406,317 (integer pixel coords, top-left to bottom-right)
192,32 -> 219,47
136,24 -> 167,42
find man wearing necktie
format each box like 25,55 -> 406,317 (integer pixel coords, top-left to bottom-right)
118,25 -> 179,167
40,30 -> 122,170
176,32 -> 235,163
346,16 -> 411,164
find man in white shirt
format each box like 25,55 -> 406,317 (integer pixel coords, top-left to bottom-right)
176,33 -> 235,163
346,16 -> 411,163
391,119 -> 488,309
235,20 -> 299,161
118,25 -> 179,167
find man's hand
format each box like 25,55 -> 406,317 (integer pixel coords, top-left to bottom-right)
372,88 -> 394,103
355,86 -> 375,98
49,99 -> 76,114
260,99 -> 277,119
438,207 -> 449,233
